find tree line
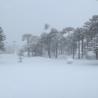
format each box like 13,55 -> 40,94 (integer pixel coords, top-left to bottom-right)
20,15 -> 98,59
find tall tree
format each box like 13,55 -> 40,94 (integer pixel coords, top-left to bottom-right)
50,28 -> 59,58
84,15 -> 98,59
0,27 -> 5,51
22,34 -> 32,57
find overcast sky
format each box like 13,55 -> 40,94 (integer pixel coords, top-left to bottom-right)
0,0 -> 98,44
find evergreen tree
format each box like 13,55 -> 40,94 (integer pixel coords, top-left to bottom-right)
0,27 -> 5,51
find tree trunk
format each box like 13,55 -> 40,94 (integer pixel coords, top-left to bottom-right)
78,41 -> 81,59
27,47 -> 30,57
55,43 -> 58,58
81,39 -> 84,59
48,42 -> 51,58
72,47 -> 75,59
96,50 -> 98,60
40,43 -> 43,56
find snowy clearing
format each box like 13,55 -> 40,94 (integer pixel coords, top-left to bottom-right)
0,54 -> 98,98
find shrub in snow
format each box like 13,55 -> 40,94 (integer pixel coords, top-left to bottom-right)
66,58 -> 73,64
17,49 -> 24,63
86,51 -> 95,60
19,56 -> 22,63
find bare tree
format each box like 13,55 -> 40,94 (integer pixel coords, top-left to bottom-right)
22,34 -> 32,57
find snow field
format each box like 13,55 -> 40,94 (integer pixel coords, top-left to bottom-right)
0,54 -> 98,98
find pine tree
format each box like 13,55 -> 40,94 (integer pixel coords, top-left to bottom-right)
0,27 -> 5,51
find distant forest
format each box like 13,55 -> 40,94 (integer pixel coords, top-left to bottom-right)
1,15 -> 98,59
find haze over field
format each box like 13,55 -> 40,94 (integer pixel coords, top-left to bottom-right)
0,0 -> 98,43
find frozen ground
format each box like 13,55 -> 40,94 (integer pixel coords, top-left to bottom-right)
0,54 -> 98,98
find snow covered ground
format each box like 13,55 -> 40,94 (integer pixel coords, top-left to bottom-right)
0,54 -> 98,98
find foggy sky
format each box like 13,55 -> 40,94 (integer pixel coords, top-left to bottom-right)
0,0 -> 98,44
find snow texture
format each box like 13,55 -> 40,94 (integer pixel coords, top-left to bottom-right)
0,54 -> 98,98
